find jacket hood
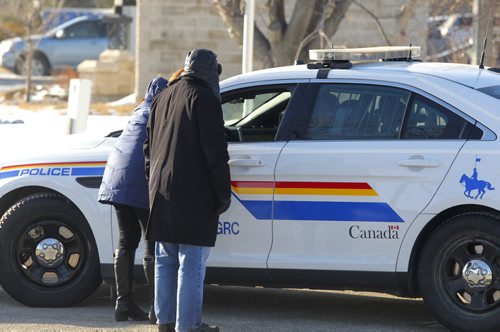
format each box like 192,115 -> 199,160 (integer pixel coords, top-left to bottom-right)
144,77 -> 168,102
181,48 -> 221,102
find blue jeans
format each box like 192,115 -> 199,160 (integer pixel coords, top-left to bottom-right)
155,242 -> 211,332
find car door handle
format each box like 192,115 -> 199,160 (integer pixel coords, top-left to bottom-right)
398,159 -> 441,168
228,159 -> 266,167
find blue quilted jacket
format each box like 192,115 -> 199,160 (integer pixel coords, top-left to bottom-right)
98,77 -> 168,209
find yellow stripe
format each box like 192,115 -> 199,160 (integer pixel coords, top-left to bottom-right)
275,188 -> 378,196
232,187 -> 274,195
232,187 -> 378,196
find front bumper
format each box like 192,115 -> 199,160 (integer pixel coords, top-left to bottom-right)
0,51 -> 16,70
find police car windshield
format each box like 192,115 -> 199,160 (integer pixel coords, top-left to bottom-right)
477,85 -> 500,100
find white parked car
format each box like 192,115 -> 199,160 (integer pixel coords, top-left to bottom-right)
1,47 -> 499,331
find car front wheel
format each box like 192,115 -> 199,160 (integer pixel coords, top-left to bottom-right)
418,212 -> 500,331
0,192 -> 101,307
14,53 -> 50,76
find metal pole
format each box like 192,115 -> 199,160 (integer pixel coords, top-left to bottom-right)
242,0 -> 255,74
473,0 -> 480,65
67,79 -> 92,134
473,0 -> 494,66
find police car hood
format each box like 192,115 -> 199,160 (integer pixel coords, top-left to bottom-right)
0,133 -> 109,169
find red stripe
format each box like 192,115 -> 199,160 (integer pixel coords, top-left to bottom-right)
276,182 -> 372,189
231,181 -> 372,189
231,181 -> 274,188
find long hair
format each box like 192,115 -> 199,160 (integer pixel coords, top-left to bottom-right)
169,68 -> 184,82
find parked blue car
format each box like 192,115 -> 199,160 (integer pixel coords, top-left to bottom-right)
0,15 -> 113,76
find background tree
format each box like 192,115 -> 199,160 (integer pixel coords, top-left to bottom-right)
63,0 -> 113,8
1,0 -> 65,101
212,0 -> 352,69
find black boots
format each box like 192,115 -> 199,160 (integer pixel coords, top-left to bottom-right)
158,323 -> 219,332
114,249 -> 149,321
144,255 -> 157,324
190,323 -> 220,332
158,323 -> 175,332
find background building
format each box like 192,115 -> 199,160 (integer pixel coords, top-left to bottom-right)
135,0 -> 430,97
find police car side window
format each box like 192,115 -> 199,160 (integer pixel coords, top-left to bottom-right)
306,84 -> 410,140
222,86 -> 295,142
402,94 -> 468,139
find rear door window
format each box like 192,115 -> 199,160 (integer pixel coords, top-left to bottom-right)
477,85 -> 500,100
296,83 -> 477,141
305,84 -> 410,140
402,94 -> 469,139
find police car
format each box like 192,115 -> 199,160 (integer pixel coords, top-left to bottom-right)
1,46 -> 499,331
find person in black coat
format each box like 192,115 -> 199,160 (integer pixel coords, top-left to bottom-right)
145,49 -> 230,332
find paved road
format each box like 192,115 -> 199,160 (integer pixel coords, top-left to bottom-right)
0,72 -> 54,92
0,283 -> 446,332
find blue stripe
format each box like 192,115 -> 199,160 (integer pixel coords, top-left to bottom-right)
0,170 -> 20,179
71,167 -> 105,176
240,200 -> 273,219
240,200 -> 403,222
275,201 -> 403,222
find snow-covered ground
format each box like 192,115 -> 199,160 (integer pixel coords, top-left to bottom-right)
0,105 -> 131,145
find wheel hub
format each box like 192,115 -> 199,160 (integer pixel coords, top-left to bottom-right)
462,259 -> 493,288
35,238 -> 65,268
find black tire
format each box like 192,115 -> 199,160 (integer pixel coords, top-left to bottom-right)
0,192 -> 101,307
418,212 -> 500,331
14,53 -> 50,76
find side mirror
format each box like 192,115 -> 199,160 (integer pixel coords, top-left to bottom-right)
55,29 -> 65,39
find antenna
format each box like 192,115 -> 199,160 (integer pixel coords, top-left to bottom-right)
479,8 -> 494,69
407,42 -> 413,61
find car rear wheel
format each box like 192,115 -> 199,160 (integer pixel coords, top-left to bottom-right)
418,212 -> 500,331
0,192 -> 101,307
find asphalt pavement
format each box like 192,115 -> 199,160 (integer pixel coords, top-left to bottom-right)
0,71 -> 54,92
0,283 -> 447,332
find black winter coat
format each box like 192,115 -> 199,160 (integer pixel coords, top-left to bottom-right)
144,76 -> 231,246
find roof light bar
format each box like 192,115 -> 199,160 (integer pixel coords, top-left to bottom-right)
309,46 -> 421,62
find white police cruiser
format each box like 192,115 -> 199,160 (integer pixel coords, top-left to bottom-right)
1,46 -> 499,331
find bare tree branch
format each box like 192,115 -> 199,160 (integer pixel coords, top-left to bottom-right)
294,1 -> 333,61
264,0 -> 329,66
212,0 -> 271,67
352,0 -> 392,46
297,0 -> 352,61
295,31 -> 321,62
323,0 -> 352,39
211,0 -> 352,68
283,0 -> 321,49
393,0 -> 419,45
266,0 -> 286,44
211,0 -> 244,44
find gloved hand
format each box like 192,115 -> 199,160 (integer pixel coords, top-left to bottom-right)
216,198 -> 231,215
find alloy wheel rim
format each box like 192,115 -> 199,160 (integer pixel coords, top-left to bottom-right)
17,220 -> 86,287
442,237 -> 500,312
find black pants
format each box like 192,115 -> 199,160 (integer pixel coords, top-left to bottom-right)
114,204 -> 154,257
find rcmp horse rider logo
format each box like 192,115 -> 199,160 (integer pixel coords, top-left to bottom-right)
459,157 -> 495,199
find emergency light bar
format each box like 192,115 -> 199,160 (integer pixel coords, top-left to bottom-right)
309,46 -> 421,62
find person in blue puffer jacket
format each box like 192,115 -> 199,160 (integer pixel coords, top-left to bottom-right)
98,76 -> 168,323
